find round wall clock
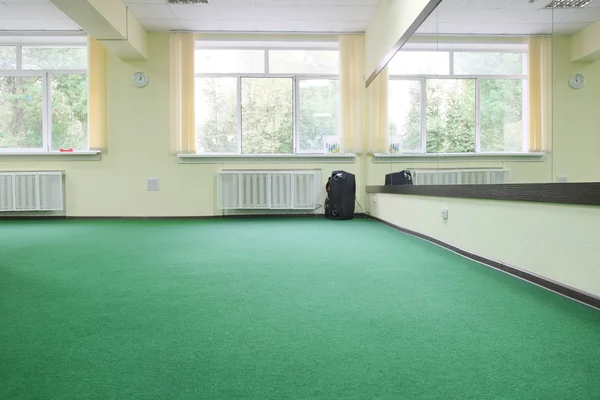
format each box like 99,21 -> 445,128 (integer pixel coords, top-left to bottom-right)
569,73 -> 585,89
132,72 -> 149,88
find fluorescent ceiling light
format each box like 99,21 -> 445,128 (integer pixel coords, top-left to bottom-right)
168,0 -> 209,4
544,0 -> 593,8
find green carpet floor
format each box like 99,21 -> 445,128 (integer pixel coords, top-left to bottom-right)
1,218 -> 599,399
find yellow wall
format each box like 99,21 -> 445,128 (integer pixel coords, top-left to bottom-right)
370,193 -> 600,297
0,33 -> 361,217
552,36 -> 600,182
1,33 -> 598,216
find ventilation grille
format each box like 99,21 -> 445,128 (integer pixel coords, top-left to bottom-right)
217,170 -> 320,211
544,0 -> 593,8
412,169 -> 510,185
0,172 -> 64,212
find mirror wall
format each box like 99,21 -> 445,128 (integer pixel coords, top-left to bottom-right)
374,0 -> 599,186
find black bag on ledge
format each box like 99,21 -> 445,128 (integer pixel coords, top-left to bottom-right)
325,171 -> 356,220
385,170 -> 413,186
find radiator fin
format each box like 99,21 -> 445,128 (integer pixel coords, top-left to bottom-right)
217,172 -> 240,209
217,170 -> 320,211
294,173 -> 316,209
271,173 -> 292,209
39,173 -> 63,210
241,173 -> 270,209
0,174 -> 14,211
0,172 -> 63,212
14,174 -> 38,210
413,169 -> 510,185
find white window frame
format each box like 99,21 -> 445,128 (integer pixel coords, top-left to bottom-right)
194,46 -> 339,155
0,44 -> 88,154
389,46 -> 529,154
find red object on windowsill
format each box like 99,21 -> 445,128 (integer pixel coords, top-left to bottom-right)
59,148 -> 74,152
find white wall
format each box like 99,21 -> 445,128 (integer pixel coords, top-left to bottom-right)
370,193 -> 600,297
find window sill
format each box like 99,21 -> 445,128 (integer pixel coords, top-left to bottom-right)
178,153 -> 356,164
372,152 -> 546,163
0,151 -> 101,160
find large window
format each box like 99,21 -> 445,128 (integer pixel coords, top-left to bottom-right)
195,47 -> 339,154
388,47 -> 528,154
0,45 -> 88,152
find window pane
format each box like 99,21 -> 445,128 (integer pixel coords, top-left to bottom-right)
22,46 -> 88,70
269,50 -> 339,74
0,76 -> 43,149
241,78 -> 292,154
0,46 -> 17,69
388,51 -> 450,75
454,52 -> 525,75
50,74 -> 88,151
389,80 -> 421,153
298,79 -> 339,153
480,79 -> 524,152
195,77 -> 238,153
195,50 -> 264,74
426,79 -> 475,153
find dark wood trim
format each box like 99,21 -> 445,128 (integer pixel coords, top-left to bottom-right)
369,215 -> 600,311
365,0 -> 443,87
64,214 -> 326,220
2,214 -> 370,221
366,183 -> 600,206
0,216 -> 66,220
67,214 -> 369,220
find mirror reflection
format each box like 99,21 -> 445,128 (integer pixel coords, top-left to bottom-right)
377,0 -> 599,186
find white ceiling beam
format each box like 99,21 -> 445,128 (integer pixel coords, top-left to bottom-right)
49,0 -> 147,60
364,0 -> 442,87
571,19 -> 600,62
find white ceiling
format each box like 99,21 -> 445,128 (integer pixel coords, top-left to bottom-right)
0,0 -> 81,31
1,0 -> 600,35
417,0 -> 600,35
123,0 -> 379,33
0,0 -> 380,33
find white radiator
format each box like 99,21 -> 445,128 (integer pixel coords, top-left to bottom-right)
217,170 -> 321,210
0,172 -> 64,212
412,169 -> 510,185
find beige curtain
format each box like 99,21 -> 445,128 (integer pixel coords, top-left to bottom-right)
528,36 -> 553,152
88,36 -> 107,151
339,35 -> 366,154
170,33 -> 196,154
367,67 -> 389,154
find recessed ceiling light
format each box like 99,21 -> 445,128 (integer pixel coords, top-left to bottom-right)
168,0 -> 209,4
544,0 -> 593,8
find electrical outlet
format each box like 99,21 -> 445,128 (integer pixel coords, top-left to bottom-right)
556,175 -> 568,183
372,196 -> 377,203
441,208 -> 449,220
